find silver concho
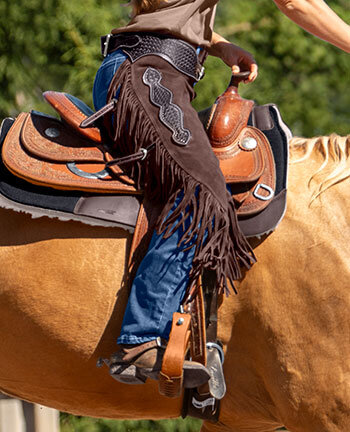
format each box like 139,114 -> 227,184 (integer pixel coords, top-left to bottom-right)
45,127 -> 60,138
240,137 -> 257,151
143,67 -> 191,146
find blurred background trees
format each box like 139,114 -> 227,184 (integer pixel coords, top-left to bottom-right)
0,0 -> 349,136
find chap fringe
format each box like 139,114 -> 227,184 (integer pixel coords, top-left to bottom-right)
104,61 -> 256,295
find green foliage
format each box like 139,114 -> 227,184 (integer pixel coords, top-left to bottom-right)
194,0 -> 350,136
0,0 -> 129,116
60,413 -> 201,432
0,1 -> 349,134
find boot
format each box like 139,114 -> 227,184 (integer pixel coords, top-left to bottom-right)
106,338 -> 210,387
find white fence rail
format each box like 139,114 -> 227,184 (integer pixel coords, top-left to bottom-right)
0,395 -> 59,432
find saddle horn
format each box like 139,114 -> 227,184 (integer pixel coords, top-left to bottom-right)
205,71 -> 254,147
229,70 -> 251,88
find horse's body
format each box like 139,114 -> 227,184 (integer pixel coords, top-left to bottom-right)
0,135 -> 350,432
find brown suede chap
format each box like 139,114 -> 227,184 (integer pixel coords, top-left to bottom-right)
105,55 -> 256,294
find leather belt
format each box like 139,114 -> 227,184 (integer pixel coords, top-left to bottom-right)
100,33 -> 205,81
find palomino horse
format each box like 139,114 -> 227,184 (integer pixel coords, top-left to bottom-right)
0,134 -> 349,432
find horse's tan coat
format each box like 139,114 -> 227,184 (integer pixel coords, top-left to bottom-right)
0,138 -> 349,431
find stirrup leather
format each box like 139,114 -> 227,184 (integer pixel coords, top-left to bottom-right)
158,312 -> 191,398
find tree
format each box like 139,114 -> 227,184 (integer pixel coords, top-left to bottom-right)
194,0 -> 350,136
1,0 -> 349,136
0,0 -> 127,116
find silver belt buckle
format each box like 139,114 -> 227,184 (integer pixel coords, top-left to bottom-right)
103,34 -> 112,58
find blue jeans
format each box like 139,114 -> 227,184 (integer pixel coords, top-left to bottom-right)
93,50 -> 196,344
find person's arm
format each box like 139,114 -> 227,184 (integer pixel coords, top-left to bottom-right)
207,32 -> 258,82
273,0 -> 350,52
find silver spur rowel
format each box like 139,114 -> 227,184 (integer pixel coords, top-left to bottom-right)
206,342 -> 226,400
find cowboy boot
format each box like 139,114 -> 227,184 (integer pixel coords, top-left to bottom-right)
105,338 -> 210,387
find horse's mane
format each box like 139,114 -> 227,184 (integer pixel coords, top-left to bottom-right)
289,134 -> 350,202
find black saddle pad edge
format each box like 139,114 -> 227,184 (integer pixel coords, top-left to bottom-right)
248,104 -> 289,196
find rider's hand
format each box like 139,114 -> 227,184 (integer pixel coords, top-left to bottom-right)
221,43 -> 258,83
209,32 -> 258,83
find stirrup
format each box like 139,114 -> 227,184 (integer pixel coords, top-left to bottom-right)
158,312 -> 210,398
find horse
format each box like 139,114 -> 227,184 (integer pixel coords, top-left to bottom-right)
0,133 -> 349,432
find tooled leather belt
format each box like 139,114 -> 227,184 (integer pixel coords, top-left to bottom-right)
100,33 -> 205,81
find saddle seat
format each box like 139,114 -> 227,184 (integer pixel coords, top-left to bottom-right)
1,76 -> 277,217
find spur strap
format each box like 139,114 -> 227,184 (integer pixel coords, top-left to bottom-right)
117,337 -> 166,363
101,33 -> 204,81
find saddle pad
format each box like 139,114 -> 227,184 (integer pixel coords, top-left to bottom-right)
2,112 -> 140,194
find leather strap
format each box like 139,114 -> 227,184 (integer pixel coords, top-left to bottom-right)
127,198 -> 162,284
122,338 -> 165,362
43,91 -> 102,143
185,277 -> 207,366
80,99 -> 117,128
106,143 -> 156,168
159,312 -> 191,398
206,281 -> 219,344
127,202 -> 147,272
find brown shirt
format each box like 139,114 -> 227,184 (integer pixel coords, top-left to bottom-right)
112,0 -> 218,48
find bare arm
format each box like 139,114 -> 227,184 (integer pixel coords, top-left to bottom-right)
208,32 -> 258,82
273,0 -> 350,52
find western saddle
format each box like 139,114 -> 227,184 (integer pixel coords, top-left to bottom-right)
1,72 -> 289,421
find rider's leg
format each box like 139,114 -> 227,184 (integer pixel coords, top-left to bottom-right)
93,53 -> 210,385
117,185 -> 232,344
117,191 -> 196,345
109,192 -> 211,386
94,53 -> 195,344
93,52 -> 253,386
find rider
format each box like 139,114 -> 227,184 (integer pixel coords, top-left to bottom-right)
93,0 -> 350,386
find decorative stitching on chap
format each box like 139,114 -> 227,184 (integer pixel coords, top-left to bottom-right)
142,67 -> 191,146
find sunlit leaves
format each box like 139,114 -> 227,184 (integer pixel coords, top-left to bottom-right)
1,0 -> 349,136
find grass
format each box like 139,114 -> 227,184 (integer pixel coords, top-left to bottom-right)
60,413 -> 202,432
